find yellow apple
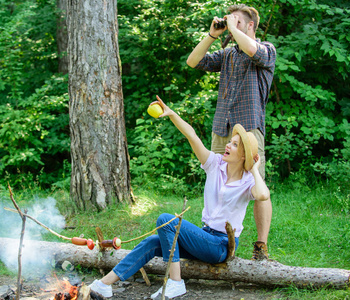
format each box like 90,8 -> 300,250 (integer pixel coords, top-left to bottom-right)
147,103 -> 163,118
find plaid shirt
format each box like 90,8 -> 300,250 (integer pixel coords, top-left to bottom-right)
195,39 -> 276,136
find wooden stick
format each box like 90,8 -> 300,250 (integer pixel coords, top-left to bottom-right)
8,184 -> 26,300
121,206 -> 190,244
224,221 -> 236,262
161,197 -> 188,300
139,267 -> 151,287
95,227 -> 105,251
4,205 -> 191,248
4,207 -> 72,241
95,227 -> 104,244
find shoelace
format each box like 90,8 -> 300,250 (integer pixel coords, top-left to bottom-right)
252,243 -> 265,259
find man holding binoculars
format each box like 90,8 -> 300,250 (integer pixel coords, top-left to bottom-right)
187,4 -> 276,260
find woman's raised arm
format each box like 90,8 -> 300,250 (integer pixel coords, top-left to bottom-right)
151,95 -> 210,165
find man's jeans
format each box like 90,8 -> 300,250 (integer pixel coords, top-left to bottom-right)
113,213 -> 239,281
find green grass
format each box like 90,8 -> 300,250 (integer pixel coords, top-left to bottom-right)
0,177 -> 349,299
0,261 -> 15,276
57,189 -> 206,251
240,181 -> 350,269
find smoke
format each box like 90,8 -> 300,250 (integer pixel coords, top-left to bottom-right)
0,196 -> 66,277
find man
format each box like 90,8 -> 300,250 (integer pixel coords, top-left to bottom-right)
187,4 -> 276,260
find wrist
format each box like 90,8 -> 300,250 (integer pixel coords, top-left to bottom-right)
250,167 -> 259,176
208,32 -> 218,40
168,110 -> 177,118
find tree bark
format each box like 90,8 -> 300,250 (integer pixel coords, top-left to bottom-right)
67,0 -> 133,210
1,238 -> 348,289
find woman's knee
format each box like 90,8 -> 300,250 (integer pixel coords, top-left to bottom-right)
156,213 -> 175,227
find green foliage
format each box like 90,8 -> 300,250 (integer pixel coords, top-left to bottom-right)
118,0 -> 223,126
0,0 -> 69,188
0,0 -> 58,104
0,75 -> 70,187
0,261 -> 15,276
129,88 -> 216,195
264,0 -> 350,179
120,0 -> 350,188
1,0 -> 350,193
240,173 -> 350,272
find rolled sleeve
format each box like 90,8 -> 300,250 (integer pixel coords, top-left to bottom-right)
251,42 -> 276,69
201,151 -> 221,173
195,50 -> 225,72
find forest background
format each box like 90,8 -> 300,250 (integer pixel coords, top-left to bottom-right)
0,0 -> 349,196
0,0 -> 350,298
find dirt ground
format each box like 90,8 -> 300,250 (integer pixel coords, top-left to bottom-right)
0,273 -> 283,300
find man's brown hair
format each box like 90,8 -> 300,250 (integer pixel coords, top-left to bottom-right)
228,4 -> 260,32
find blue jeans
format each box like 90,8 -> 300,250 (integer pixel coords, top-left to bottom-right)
113,213 -> 239,281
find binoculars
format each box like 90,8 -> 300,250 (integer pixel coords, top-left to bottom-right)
214,20 -> 227,29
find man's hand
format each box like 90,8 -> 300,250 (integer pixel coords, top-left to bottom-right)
209,16 -> 227,38
225,14 -> 239,35
224,13 -> 258,57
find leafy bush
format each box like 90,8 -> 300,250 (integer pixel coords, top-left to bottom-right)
0,75 -> 70,187
121,0 -> 350,188
0,0 -> 58,104
264,1 -> 350,178
118,0 -> 224,126
129,88 -> 216,195
0,0 -> 69,187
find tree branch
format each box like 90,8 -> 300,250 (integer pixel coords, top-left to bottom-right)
161,197 -> 188,300
4,207 -> 72,241
8,184 -> 26,300
262,0 -> 277,41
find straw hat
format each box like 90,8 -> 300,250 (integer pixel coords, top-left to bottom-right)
231,124 -> 258,171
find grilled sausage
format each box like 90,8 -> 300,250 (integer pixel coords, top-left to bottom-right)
71,237 -> 87,245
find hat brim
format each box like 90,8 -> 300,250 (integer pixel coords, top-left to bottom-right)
231,124 -> 256,171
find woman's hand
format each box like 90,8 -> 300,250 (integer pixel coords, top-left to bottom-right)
149,95 -> 174,118
250,153 -> 270,201
151,95 -> 210,165
251,153 -> 261,173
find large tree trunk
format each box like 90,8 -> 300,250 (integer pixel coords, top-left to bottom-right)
1,238 -> 348,289
67,0 -> 133,210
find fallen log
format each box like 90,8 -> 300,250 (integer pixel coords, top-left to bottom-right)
0,238 -> 349,289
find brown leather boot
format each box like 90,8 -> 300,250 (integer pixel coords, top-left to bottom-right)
251,241 -> 268,260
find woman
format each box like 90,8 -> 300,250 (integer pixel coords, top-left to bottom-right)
89,96 -> 270,299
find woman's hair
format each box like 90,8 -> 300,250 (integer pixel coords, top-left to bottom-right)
227,4 -> 260,32
231,124 -> 259,171
237,135 -> 245,156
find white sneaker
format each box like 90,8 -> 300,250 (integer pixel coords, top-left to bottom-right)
88,279 -> 113,298
150,279 -> 186,299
